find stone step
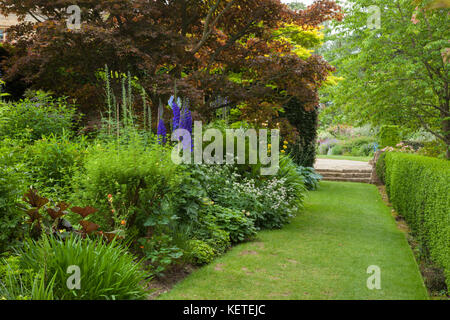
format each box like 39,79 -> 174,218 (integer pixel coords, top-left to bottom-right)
321,176 -> 372,183
319,171 -> 372,178
316,168 -> 373,174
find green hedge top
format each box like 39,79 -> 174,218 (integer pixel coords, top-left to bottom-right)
383,152 -> 450,291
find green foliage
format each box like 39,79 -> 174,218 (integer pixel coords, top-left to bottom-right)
187,240 -> 216,265
375,152 -> 387,184
0,91 -> 77,141
321,0 -> 449,154
296,166 -> 322,191
20,235 -> 148,300
331,145 -> 343,155
0,140 -> 27,252
418,140 -> 448,159
170,167 -> 208,225
284,97 -> 318,167
382,152 -> 449,292
73,136 -> 181,233
193,163 -> 304,230
277,155 -> 306,202
24,133 -> 88,199
379,125 -> 401,148
138,234 -> 183,277
201,205 -> 256,244
0,256 -> 55,300
190,219 -> 231,256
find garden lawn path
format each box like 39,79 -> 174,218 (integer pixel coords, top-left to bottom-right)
159,181 -> 428,300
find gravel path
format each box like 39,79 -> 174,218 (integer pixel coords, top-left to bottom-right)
314,158 -> 372,171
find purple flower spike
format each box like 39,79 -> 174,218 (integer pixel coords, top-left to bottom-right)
157,118 -> 167,144
172,101 -> 181,131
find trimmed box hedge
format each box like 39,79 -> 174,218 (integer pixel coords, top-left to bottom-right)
381,152 -> 449,291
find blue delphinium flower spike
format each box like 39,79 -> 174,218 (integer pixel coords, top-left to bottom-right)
157,118 -> 167,144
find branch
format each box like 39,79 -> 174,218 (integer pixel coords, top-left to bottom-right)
207,10 -> 261,68
27,10 -> 43,23
191,0 -> 235,55
416,113 -> 446,142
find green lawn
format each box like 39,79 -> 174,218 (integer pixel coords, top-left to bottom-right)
159,181 -> 428,300
316,154 -> 373,162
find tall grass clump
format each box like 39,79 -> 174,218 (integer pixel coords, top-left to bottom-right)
19,235 -> 148,300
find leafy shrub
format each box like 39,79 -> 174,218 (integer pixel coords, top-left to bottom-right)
340,136 -> 376,156
379,125 -> 401,148
192,161 -> 304,230
0,91 -> 76,141
317,138 -> 338,155
73,136 -> 181,233
20,235 -> 148,300
24,133 -> 88,198
0,140 -> 27,252
417,140 -> 447,159
191,222 -> 231,256
187,240 -> 216,265
381,152 -> 449,292
170,167 -> 208,225
331,145 -> 343,155
201,205 -> 256,243
296,166 -> 322,190
278,155 -> 306,196
138,234 -> 183,277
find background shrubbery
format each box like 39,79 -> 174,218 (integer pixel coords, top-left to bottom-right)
378,125 -> 401,148
378,152 -> 449,292
0,91 -> 76,142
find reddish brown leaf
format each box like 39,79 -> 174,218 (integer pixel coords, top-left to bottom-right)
71,206 -> 98,218
47,202 -> 70,220
26,208 -> 41,222
22,188 -> 49,208
80,220 -> 100,234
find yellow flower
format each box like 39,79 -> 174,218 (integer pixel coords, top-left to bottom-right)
281,150 -> 285,153
283,145 -> 288,149
283,140 -> 288,145
268,144 -> 272,148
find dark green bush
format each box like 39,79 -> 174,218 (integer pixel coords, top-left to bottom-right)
0,91 -> 76,141
375,152 -> 387,184
284,97 -> 318,167
190,218 -> 231,256
201,205 -> 256,244
187,240 -> 216,265
382,152 -> 449,291
379,125 -> 401,148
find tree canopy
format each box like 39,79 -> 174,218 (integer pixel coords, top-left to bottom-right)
320,0 -> 449,157
1,0 -> 342,139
